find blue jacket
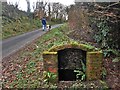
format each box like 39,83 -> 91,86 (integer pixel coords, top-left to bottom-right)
42,18 -> 46,25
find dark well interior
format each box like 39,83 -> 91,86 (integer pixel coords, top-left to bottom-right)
58,48 -> 86,81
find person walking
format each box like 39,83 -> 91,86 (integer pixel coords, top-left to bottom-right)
41,17 -> 46,31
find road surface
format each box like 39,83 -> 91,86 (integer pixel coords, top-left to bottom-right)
2,24 -> 63,58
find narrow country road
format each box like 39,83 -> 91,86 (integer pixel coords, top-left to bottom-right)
2,24 -> 63,59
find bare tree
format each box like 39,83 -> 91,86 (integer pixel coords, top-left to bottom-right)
51,2 -> 67,21
26,0 -> 30,13
52,3 -> 63,19
48,3 -> 51,20
52,3 -> 59,19
14,0 -> 20,8
32,2 -> 36,12
34,1 -> 47,19
32,2 -> 36,19
33,1 -> 67,21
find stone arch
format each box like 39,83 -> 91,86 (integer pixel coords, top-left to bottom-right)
48,43 -> 94,52
43,43 -> 103,82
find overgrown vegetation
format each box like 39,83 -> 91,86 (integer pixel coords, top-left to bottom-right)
88,3 -> 120,65
67,2 -> 120,89
68,2 -> 120,57
43,71 -> 57,83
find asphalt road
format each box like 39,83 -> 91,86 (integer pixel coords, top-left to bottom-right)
2,24 -> 63,58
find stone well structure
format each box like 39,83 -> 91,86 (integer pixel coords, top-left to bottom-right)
43,43 -> 103,82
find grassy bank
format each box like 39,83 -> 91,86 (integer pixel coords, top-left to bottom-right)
2,17 -> 41,39
2,17 -> 57,40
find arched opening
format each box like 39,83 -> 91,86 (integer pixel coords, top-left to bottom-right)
58,48 -> 86,81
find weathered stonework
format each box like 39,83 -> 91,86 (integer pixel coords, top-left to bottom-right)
43,51 -> 58,73
86,51 -> 103,80
43,43 -> 103,83
49,43 -> 94,52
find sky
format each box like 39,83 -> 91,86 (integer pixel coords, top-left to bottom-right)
7,0 -> 75,11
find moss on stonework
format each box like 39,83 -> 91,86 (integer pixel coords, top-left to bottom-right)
86,51 -> 103,80
43,51 -> 57,55
87,51 -> 103,63
43,52 -> 58,73
48,43 -> 95,52
70,41 -> 95,51
87,51 -> 103,54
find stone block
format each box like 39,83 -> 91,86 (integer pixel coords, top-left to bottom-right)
43,52 -> 58,72
86,51 -> 103,80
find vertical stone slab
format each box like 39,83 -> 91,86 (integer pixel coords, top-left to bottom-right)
43,52 -> 58,73
86,51 -> 103,80
43,52 -> 58,83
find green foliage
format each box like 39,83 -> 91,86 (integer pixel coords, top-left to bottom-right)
16,72 -> 23,79
112,57 -> 120,63
43,71 -> 57,83
27,61 -> 36,68
74,70 -> 86,81
103,49 -> 120,57
101,67 -> 107,80
74,60 -> 86,81
103,49 -> 112,57
26,61 -> 36,75
81,60 -> 86,73
99,80 -> 109,89
93,20 -> 110,48
90,15 -> 120,54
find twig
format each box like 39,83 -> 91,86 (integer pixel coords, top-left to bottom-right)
106,2 -> 120,8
